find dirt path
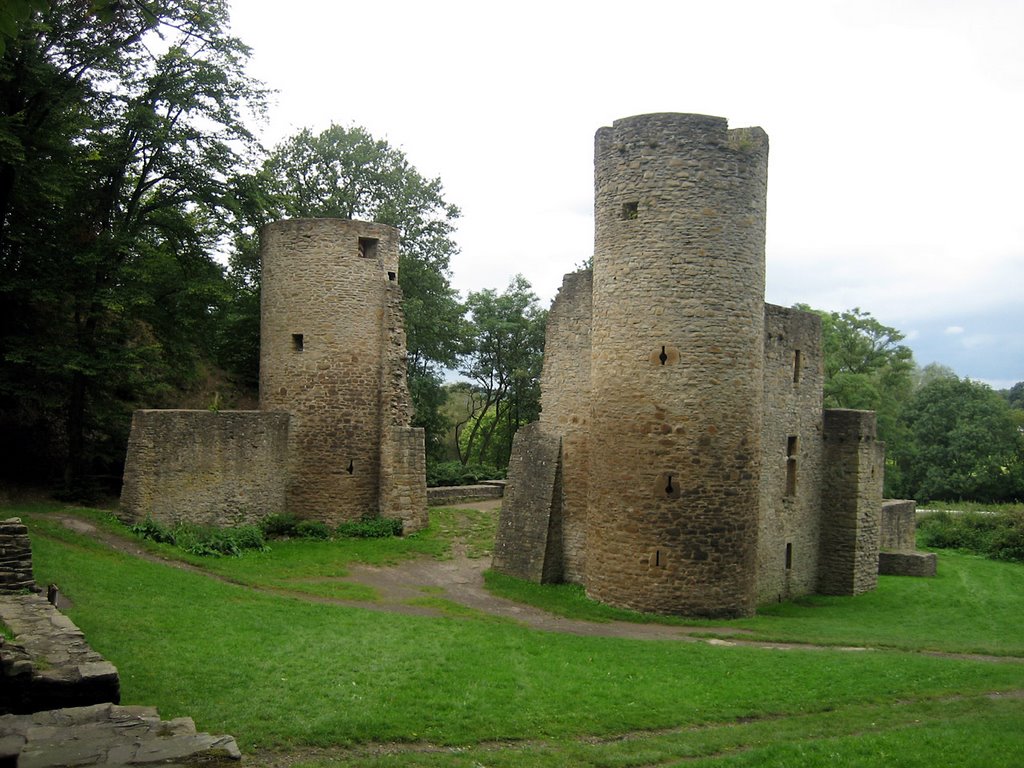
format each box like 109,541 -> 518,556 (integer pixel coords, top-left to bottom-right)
50,506 -> 1024,660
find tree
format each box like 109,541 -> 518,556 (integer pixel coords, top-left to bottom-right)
0,0 -> 266,494
230,124 -> 465,457
895,376 -> 1024,503
797,305 -> 916,495
457,275 -> 546,468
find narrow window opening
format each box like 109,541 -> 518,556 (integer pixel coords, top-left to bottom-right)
785,436 -> 798,497
665,474 -> 674,495
659,345 -> 668,365
655,549 -> 661,567
358,237 -> 378,259
347,459 -> 354,475
793,349 -> 801,383
387,271 -> 396,281
785,542 -> 793,570
291,333 -> 304,352
622,201 -> 639,220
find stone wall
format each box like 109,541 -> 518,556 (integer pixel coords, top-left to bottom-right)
426,484 -> 504,506
818,409 -> 884,595
757,305 -> 825,604
492,423 -> 563,583
0,518 -> 34,593
538,269 -> 593,584
260,219 -> 401,523
585,113 -> 769,618
119,411 -> 289,527
880,499 -> 918,551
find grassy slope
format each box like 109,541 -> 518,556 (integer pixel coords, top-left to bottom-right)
11,503 -> 1024,765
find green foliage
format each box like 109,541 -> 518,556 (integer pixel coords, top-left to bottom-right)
0,0 -> 267,495
425,460 -> 504,487
131,518 -> 267,557
458,275 -> 546,468
336,517 -> 403,539
796,306 -> 915,495
918,508 -> 1024,563
894,376 -> 1024,503
295,520 -> 332,540
259,513 -> 299,537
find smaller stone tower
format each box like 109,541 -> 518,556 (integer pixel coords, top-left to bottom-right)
259,218 -> 426,530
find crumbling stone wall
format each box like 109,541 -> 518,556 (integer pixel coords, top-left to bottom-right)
538,269 -> 592,583
878,499 -> 937,577
818,409 -> 884,595
0,518 -> 34,593
120,411 -> 289,527
585,113 -> 769,618
757,305 -> 825,603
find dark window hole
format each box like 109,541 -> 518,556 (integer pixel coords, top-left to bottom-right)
785,542 -> 793,570
292,333 -> 304,352
347,459 -> 354,475
659,345 -> 668,365
358,237 -> 378,259
622,201 -> 639,220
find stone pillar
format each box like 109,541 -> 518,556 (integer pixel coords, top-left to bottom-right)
818,409 -> 884,595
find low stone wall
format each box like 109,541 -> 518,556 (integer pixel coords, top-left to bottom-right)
0,594 -> 119,715
0,518 -> 35,593
120,410 -> 289,527
879,551 -> 938,577
426,482 -> 505,506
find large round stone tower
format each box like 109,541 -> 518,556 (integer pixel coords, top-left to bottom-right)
259,218 -> 406,523
585,113 -> 769,617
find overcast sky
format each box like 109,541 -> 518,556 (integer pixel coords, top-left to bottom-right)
229,0 -> 1023,389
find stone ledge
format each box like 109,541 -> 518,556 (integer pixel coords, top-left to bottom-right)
0,702 -> 241,767
0,594 -> 120,714
879,550 -> 938,577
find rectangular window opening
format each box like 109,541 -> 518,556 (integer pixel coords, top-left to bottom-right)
358,237 -> 378,259
785,542 -> 793,570
785,436 -> 798,497
793,349 -> 801,383
622,201 -> 639,220
292,333 -> 304,352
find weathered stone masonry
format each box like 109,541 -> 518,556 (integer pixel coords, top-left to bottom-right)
494,113 -> 910,617
121,219 -> 427,532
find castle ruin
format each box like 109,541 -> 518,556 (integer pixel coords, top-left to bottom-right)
492,113 -> 887,617
120,219 -> 427,532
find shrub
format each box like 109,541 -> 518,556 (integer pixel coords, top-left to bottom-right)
918,508 -> 1024,564
132,520 -> 267,557
295,520 -> 331,540
260,513 -> 299,538
336,516 -> 403,538
130,517 -> 176,545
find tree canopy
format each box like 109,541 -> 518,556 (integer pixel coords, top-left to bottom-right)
0,0 -> 266,493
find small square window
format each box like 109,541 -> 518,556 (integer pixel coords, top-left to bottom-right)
358,237 -> 378,259
622,201 -> 639,220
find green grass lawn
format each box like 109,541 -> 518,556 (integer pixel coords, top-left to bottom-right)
8,501 -> 1024,766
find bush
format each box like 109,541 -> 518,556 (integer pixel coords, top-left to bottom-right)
426,461 -> 505,488
336,516 -> 403,538
260,513 -> 299,538
132,520 -> 267,557
295,520 -> 331,540
918,508 -> 1024,564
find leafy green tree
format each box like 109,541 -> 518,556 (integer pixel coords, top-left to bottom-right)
895,376 -> 1024,503
458,275 -> 546,468
0,0 -> 265,494
230,124 -> 465,457
796,305 -> 916,495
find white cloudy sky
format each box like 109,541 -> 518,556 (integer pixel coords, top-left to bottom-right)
229,0 -> 1024,389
